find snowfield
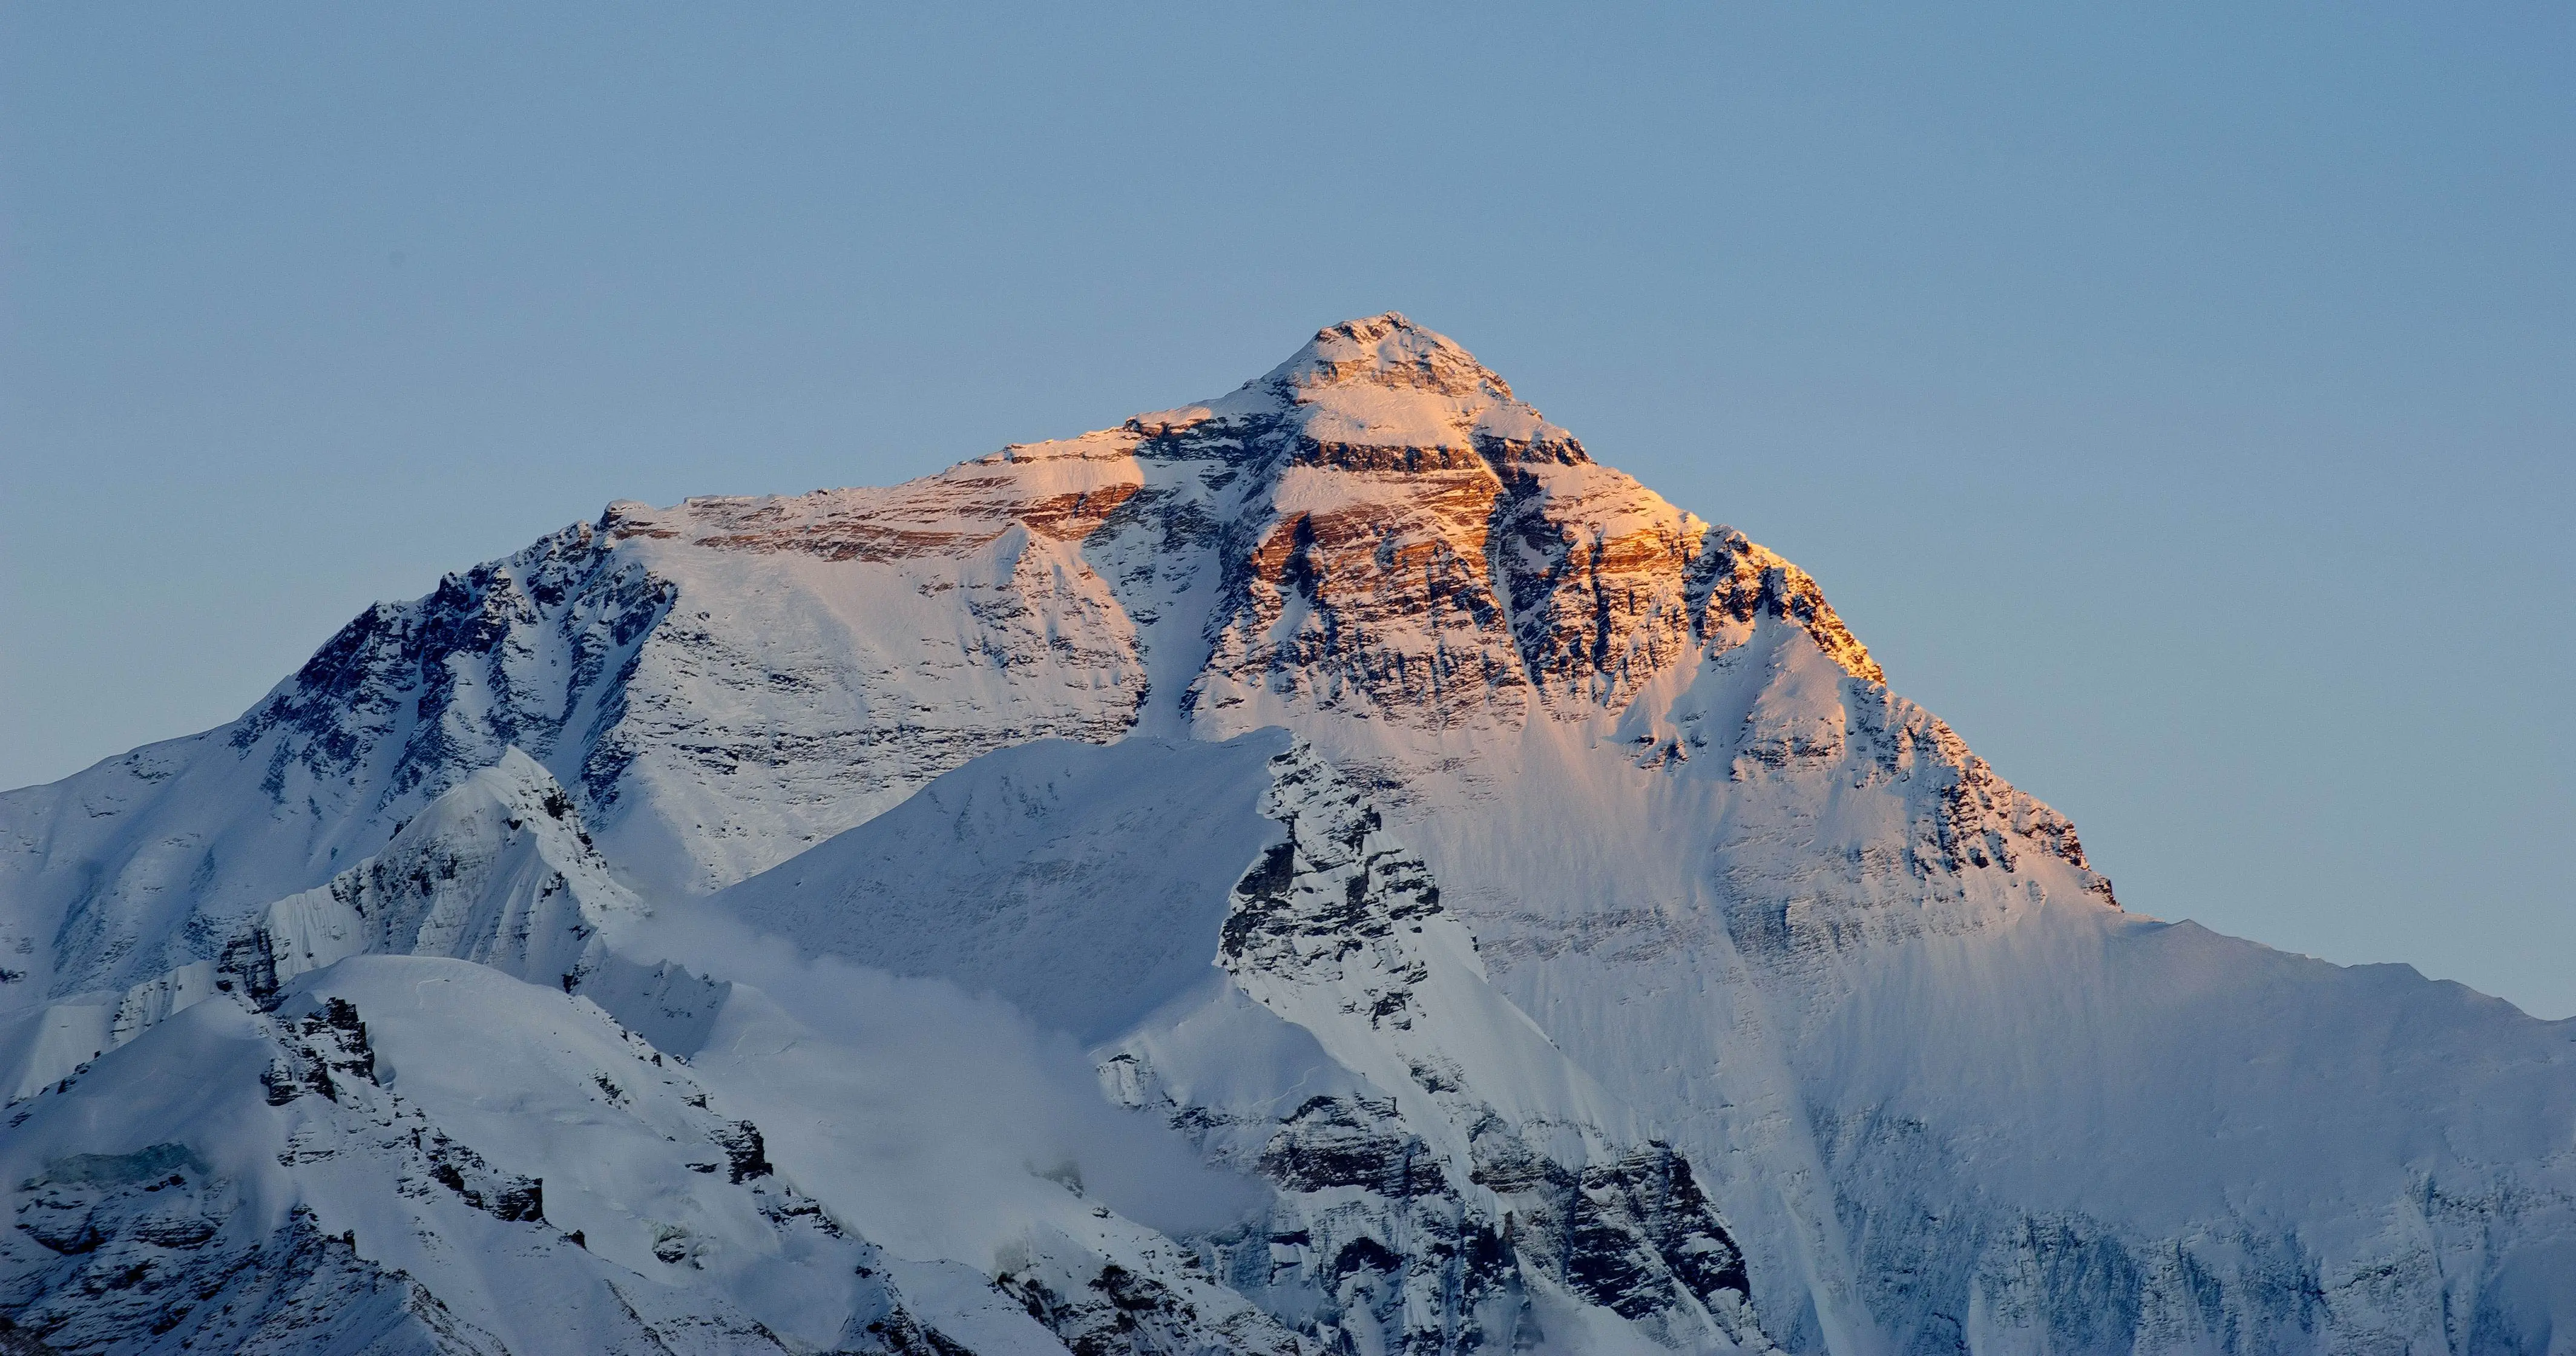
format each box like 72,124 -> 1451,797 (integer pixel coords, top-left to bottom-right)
4,315 -> 2571,1355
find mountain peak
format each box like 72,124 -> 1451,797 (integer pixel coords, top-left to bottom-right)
1266,312 -> 1513,403
1132,313 -> 1582,461
6,316 -> 2558,1356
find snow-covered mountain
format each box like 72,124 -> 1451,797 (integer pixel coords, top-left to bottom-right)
5,314 -> 2571,1355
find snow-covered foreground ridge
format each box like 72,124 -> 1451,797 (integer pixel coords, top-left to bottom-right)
4,314 -> 2571,1355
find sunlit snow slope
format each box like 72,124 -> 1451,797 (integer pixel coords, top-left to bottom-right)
5,315 -> 2571,1356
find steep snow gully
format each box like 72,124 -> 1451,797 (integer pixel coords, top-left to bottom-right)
5,315 -> 2571,1356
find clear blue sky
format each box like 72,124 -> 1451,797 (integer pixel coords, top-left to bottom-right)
4,5 -> 2569,1015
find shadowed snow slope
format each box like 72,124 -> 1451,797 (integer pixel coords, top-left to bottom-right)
5,315 -> 2573,1355
709,732 -> 1287,1044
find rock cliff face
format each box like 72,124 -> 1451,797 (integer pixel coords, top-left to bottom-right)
1085,315 -> 1881,736
1139,742 -> 1769,1356
4,315 -> 2572,1355
2,961 -> 973,1356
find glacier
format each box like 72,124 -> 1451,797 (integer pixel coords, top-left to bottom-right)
3,314 -> 2571,1355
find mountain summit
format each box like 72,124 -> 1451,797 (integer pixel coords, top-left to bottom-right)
1156,311 -> 1582,461
4,318 -> 2570,1355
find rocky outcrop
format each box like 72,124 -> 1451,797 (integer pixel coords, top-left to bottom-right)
237,748 -> 645,1001
232,522 -> 669,821
995,1246 -> 1306,1356
2,962 -> 1014,1356
1112,743 -> 1770,1355
10,1179 -> 509,1356
0,752 -> 653,1103
1095,315 -> 1881,734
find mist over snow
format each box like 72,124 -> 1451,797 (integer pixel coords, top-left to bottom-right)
614,895 -> 1275,1254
